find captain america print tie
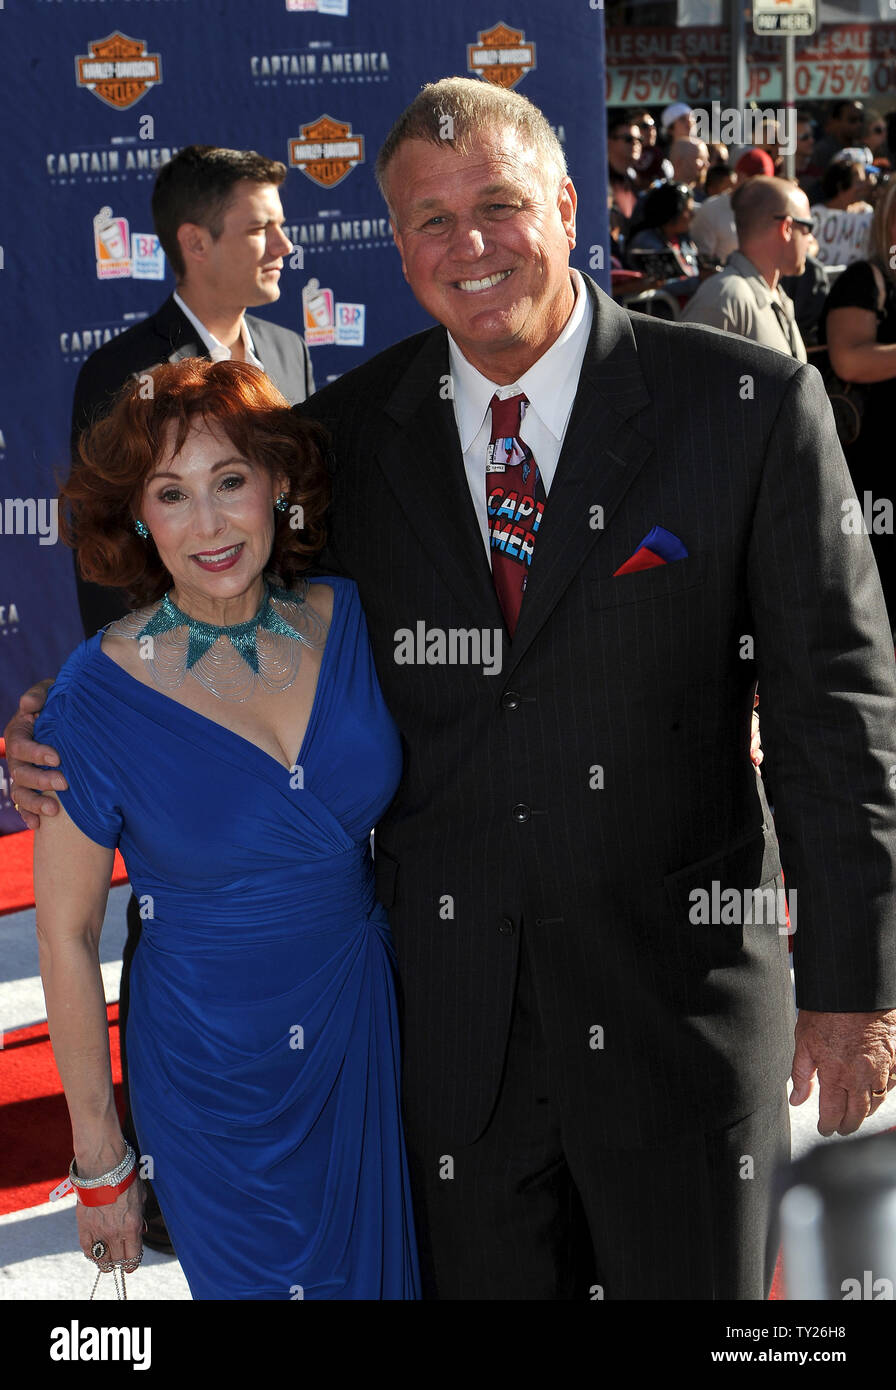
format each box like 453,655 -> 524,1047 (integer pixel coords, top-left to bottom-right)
487,391 -> 546,637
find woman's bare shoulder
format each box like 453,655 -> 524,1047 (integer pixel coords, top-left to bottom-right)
99,605 -> 162,676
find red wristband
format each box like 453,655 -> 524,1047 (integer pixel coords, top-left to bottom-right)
74,1166 -> 137,1207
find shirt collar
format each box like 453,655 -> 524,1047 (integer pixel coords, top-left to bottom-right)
448,268 -> 592,452
725,251 -> 779,309
173,291 -> 260,364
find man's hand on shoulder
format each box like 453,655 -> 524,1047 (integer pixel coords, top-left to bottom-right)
3,679 -> 66,829
790,1008 -> 896,1136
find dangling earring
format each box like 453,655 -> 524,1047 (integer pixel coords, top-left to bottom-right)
134,519 -> 150,539
274,493 -> 289,513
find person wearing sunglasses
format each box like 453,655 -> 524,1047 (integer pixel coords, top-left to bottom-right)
866,112 -> 889,161
631,108 -> 674,191
682,177 -> 811,360
607,116 -> 643,247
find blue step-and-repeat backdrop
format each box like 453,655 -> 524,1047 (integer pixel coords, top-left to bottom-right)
0,0 -> 607,830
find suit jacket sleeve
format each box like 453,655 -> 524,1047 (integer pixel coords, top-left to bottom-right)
71,350 -> 127,458
292,396 -> 345,579
747,361 -> 896,1010
68,352 -> 135,636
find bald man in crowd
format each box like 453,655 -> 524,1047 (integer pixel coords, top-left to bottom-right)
689,149 -> 775,270
681,177 -> 812,360
670,137 -> 710,201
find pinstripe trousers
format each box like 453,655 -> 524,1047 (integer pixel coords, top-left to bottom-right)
406,925 -> 791,1301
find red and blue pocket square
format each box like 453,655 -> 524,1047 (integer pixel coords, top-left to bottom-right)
614,525 -> 689,576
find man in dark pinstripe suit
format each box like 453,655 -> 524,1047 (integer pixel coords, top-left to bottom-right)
298,79 -> 896,1299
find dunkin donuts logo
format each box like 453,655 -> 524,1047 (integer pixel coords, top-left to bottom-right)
467,22 -> 536,89
75,32 -> 163,111
288,115 -> 364,188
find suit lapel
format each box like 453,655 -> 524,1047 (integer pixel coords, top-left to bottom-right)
152,295 -> 207,362
373,279 -> 655,654
245,314 -> 277,371
246,316 -> 304,405
377,329 -> 505,629
505,279 -> 654,674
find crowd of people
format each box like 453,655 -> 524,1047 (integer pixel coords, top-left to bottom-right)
609,98 -> 890,264
610,97 -> 896,633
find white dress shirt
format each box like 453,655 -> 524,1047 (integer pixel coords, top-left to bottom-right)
689,190 -> 738,266
448,268 -> 593,558
173,291 -> 264,370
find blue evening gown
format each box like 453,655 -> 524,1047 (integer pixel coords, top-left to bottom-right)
35,576 -> 420,1299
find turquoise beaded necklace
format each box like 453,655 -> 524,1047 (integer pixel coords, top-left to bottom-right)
137,581 -> 309,673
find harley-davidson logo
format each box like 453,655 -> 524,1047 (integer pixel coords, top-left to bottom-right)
467,22 -> 536,90
288,115 -> 364,188
75,32 -> 163,111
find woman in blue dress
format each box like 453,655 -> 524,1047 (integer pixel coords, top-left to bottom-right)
32,358 -> 420,1299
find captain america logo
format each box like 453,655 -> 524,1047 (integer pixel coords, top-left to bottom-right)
486,435 -> 544,570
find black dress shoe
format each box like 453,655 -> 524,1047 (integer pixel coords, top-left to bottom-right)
142,1209 -> 176,1256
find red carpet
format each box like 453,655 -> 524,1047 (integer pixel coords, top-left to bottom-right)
0,1005 -> 124,1216
770,1254 -> 785,1300
0,986 -> 793,1292
0,820 -> 130,1214
0,828 -> 128,917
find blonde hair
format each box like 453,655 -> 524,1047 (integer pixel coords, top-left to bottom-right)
375,76 -> 567,213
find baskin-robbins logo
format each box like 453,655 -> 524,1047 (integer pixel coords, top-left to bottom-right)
288,115 -> 364,188
301,279 -> 365,348
93,208 -> 165,281
334,301 -> 365,347
76,32 -> 163,111
467,22 -> 536,89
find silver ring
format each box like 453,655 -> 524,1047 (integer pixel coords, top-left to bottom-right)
91,1240 -> 107,1261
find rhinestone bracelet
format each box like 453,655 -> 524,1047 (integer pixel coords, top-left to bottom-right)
69,1142 -> 136,1190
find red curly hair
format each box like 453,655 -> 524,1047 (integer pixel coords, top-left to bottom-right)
61,359 -> 330,606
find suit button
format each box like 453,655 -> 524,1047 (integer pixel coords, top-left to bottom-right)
511,804 -> 531,823
501,691 -> 521,711
499,917 -> 515,935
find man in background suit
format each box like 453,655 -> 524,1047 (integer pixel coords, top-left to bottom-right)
9,80 -> 896,1299
297,79 -> 896,1298
72,144 -> 314,638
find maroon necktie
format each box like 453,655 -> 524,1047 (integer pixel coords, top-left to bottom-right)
487,392 -> 546,637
